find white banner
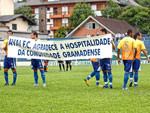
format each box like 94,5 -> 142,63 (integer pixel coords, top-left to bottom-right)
8,34 -> 112,60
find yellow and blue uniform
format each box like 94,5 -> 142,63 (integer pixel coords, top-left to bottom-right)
85,58 -> 101,86
117,37 -> 137,72
132,39 -> 145,72
117,36 -> 137,89
3,40 -> 16,69
3,39 -> 17,85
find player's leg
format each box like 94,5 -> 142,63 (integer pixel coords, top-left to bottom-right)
123,60 -> 132,90
11,58 -> 17,85
107,58 -> 113,89
129,62 -> 134,87
38,59 -> 46,87
62,62 -> 65,71
69,61 -> 72,71
66,61 -> 68,71
4,56 -> 9,85
133,59 -> 141,87
84,61 -> 96,86
31,59 -> 39,86
101,59 -> 108,88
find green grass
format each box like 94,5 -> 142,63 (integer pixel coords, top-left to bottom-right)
0,64 -> 150,113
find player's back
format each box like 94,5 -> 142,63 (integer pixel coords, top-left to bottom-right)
118,37 -> 136,60
135,39 -> 146,60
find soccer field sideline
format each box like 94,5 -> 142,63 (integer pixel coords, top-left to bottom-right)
0,65 -> 150,113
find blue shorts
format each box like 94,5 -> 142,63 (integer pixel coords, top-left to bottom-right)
4,56 -> 16,69
100,58 -> 111,71
123,60 -> 133,72
133,59 -> 141,72
92,61 -> 100,72
31,59 -> 44,69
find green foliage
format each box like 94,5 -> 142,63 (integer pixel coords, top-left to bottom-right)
101,0 -> 122,19
119,6 -> 150,34
15,5 -> 35,22
54,26 -> 72,38
135,0 -> 150,7
69,2 -> 94,28
0,65 -> 150,113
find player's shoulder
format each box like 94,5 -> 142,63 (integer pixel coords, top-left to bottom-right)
3,39 -> 8,43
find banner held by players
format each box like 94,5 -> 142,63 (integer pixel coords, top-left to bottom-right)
8,34 -> 112,60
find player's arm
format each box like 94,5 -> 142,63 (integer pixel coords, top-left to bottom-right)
3,40 -> 8,50
111,40 -> 116,50
117,49 -> 121,64
142,49 -> 150,63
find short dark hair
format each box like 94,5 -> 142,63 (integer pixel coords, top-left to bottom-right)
101,28 -> 107,34
8,30 -> 13,34
134,32 -> 140,40
127,29 -> 132,35
31,30 -> 38,38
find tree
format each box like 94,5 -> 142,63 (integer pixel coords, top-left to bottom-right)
54,26 -> 72,38
101,0 -> 122,19
119,6 -> 150,34
135,0 -> 150,7
69,2 -> 94,28
15,5 -> 35,22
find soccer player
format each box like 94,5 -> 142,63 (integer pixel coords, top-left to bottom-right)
100,28 -> 115,89
58,60 -> 65,72
3,30 -> 17,86
84,58 -> 102,87
117,29 -> 137,90
66,60 -> 72,71
129,33 -> 150,87
31,31 -> 46,87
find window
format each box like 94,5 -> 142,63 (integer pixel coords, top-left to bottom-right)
54,7 -> 58,15
47,7 -> 50,11
47,19 -> 50,22
12,24 -> 17,30
86,22 -> 99,29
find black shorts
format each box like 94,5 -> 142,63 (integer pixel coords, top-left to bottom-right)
66,60 -> 71,64
58,61 -> 64,64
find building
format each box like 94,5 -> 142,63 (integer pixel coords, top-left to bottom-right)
0,0 -> 14,16
0,14 -> 35,31
65,16 -> 138,39
22,0 -> 140,38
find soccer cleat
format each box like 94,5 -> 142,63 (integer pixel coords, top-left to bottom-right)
109,86 -> 113,89
134,84 -> 140,87
11,83 -> 16,86
129,82 -> 133,87
84,79 -> 89,86
103,86 -> 109,88
97,85 -> 103,88
59,70 -> 62,72
122,87 -> 128,90
33,84 -> 39,87
4,83 -> 9,86
43,84 -> 46,87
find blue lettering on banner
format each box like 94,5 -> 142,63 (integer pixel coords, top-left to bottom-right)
9,39 -> 21,47
60,44 -> 65,50
18,49 -> 25,56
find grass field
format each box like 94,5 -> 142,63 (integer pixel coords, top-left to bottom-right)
0,64 -> 150,113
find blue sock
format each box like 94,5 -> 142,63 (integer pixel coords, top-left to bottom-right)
13,72 -> 17,84
34,72 -> 38,84
129,72 -> 133,83
123,73 -> 129,88
40,70 -> 46,84
86,71 -> 95,80
95,72 -> 100,86
103,71 -> 108,87
4,72 -> 9,84
108,71 -> 112,86
134,73 -> 138,83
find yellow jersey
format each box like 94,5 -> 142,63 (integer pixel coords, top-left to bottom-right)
135,39 -> 146,60
90,58 -> 97,62
3,40 -> 8,56
117,37 -> 137,60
